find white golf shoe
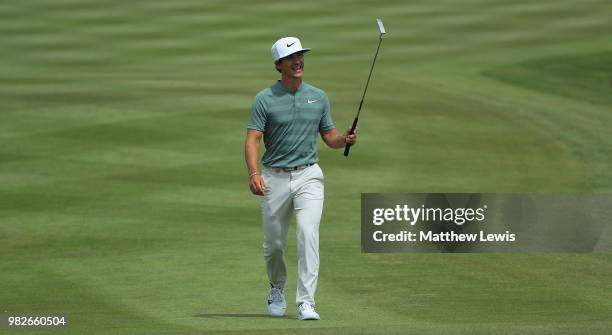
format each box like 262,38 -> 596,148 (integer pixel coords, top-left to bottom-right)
298,302 -> 320,320
267,285 -> 286,317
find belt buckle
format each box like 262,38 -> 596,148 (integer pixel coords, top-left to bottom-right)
280,163 -> 313,172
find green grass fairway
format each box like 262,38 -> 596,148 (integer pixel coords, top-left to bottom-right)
1,0 -> 612,334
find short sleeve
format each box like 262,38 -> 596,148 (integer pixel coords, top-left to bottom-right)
319,93 -> 335,131
247,94 -> 267,132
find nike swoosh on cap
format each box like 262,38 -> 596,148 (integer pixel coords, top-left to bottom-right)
287,42 -> 296,47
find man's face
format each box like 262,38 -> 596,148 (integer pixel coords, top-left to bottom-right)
276,52 -> 304,78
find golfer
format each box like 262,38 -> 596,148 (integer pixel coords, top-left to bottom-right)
245,37 -> 357,320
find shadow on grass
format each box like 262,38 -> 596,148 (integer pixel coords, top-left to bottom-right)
194,313 -> 297,320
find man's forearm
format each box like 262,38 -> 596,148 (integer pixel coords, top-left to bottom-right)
321,128 -> 348,149
330,133 -> 346,149
245,139 -> 261,176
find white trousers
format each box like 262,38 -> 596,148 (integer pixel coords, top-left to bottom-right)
261,163 -> 324,306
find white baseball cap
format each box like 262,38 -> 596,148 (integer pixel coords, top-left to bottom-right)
271,37 -> 310,62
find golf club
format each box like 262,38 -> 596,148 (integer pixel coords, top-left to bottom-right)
344,18 -> 386,157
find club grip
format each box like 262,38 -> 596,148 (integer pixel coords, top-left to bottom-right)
343,117 -> 359,157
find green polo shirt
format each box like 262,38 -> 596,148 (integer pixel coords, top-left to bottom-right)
248,81 -> 335,168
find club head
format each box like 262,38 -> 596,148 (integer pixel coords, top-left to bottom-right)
376,18 -> 386,36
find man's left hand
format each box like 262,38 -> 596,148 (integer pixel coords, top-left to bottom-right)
344,129 -> 357,145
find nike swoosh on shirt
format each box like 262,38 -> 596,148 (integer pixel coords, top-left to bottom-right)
287,42 -> 296,47
307,99 -> 318,103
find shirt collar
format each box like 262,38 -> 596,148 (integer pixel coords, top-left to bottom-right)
276,80 -> 303,94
